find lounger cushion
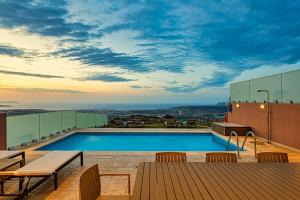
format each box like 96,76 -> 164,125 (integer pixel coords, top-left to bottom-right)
0,151 -> 80,176
16,151 -> 80,176
0,151 -> 22,160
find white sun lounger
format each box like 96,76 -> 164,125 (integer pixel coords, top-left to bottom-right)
0,151 -> 83,199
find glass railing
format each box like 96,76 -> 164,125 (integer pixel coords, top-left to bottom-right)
6,111 -> 107,148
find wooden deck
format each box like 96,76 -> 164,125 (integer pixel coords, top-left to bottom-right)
1,128 -> 300,199
132,162 -> 300,200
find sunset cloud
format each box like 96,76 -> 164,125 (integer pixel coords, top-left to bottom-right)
0,69 -> 64,79
0,0 -> 299,102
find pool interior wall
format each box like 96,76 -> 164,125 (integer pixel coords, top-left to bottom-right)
37,132 -> 240,151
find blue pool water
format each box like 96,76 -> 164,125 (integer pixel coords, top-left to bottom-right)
37,132 -> 238,151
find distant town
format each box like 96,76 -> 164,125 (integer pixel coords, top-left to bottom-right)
1,104 -> 227,128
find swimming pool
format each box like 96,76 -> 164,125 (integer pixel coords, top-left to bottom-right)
37,132 -> 239,151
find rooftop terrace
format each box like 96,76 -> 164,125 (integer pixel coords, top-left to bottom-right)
1,70 -> 300,199
1,128 -> 300,200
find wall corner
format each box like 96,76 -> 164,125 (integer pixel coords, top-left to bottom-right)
0,113 -> 7,150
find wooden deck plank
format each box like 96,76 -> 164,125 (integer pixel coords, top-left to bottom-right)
132,162 -> 145,200
234,164 -> 288,200
192,163 -> 230,199
270,164 -> 300,181
241,163 -> 299,199
235,164 -> 292,200
149,163 -> 158,200
172,163 -> 196,200
217,164 -> 267,200
156,163 -> 168,200
162,163 -> 177,200
173,163 -> 198,200
167,163 -> 187,200
243,165 -> 299,199
182,162 -> 213,200
260,164 -> 300,186
262,164 -> 300,184
140,162 -> 150,200
206,164 -> 250,200
196,163 -> 236,200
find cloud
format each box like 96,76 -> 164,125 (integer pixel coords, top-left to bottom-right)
55,46 -> 149,72
0,0 -> 94,40
163,70 -> 239,93
0,43 -> 44,60
0,44 -> 25,57
185,1 -> 300,71
1,0 -> 300,88
97,0 -> 300,85
0,87 -> 85,94
130,85 -> 151,89
0,69 -> 64,78
78,73 -> 136,82
163,84 -> 202,93
167,80 -> 178,84
201,71 -> 240,87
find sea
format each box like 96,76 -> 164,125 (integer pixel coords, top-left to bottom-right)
0,102 -> 213,111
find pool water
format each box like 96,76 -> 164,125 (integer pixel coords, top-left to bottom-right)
37,132 -> 239,151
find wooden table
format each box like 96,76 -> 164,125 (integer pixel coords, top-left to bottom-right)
132,162 -> 300,200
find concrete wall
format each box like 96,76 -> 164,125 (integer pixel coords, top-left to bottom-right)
0,113 -> 7,150
228,103 -> 300,150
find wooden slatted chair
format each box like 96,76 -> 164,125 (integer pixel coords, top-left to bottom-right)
257,152 -> 289,163
206,152 -> 237,163
79,164 -> 131,200
155,152 -> 187,162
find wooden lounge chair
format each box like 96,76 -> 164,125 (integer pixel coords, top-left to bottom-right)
257,152 -> 289,163
0,151 -> 25,160
155,152 -> 187,162
79,164 -> 131,200
0,151 -> 83,199
206,152 -> 237,163
0,151 -> 26,194
0,150 -> 25,170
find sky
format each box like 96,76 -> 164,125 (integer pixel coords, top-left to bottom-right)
0,0 -> 300,105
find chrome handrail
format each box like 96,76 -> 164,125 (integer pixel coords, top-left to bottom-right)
226,131 -> 240,158
242,131 -> 257,157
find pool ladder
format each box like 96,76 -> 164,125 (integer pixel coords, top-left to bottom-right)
226,131 -> 257,158
241,131 -> 257,158
226,131 -> 240,158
